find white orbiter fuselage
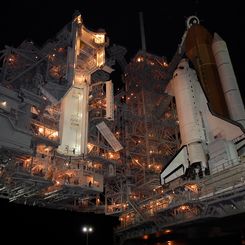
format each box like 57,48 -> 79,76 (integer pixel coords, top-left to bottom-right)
161,59 -> 244,184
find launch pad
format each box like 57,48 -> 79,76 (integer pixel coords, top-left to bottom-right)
0,13 -> 245,245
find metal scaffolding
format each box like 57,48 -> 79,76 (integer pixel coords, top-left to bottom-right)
1,12 -> 245,245
0,12 -> 120,210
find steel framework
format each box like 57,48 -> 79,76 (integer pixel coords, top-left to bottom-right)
0,12 -> 245,245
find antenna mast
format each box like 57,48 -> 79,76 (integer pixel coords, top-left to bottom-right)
139,12 -> 146,52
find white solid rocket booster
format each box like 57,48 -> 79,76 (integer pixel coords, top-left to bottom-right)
212,33 -> 245,128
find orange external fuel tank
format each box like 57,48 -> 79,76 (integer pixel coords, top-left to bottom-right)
185,24 -> 229,118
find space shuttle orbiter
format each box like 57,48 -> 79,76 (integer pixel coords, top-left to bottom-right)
160,16 -> 245,184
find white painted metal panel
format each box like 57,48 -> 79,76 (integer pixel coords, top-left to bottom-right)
58,85 -> 88,156
96,121 -> 123,152
161,146 -> 189,184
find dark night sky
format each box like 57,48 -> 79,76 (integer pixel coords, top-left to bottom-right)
0,1 -> 244,244
0,1 -> 244,92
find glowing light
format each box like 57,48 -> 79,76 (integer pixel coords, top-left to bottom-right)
82,226 -> 93,233
38,127 -> 44,133
136,56 -> 144,62
87,143 -> 94,153
76,15 -> 82,24
1,101 -> 7,106
94,34 -> 105,44
96,49 -> 105,67
8,55 -> 16,64
180,205 -> 188,211
163,229 -> 172,234
143,235 -> 149,240
185,183 -> 199,193
52,131 -> 59,137
82,225 -> 93,245
96,198 -> 100,205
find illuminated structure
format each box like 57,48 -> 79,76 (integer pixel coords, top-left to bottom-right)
1,12 -> 245,245
98,51 -> 179,245
0,12 -> 116,206
115,17 -> 245,245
